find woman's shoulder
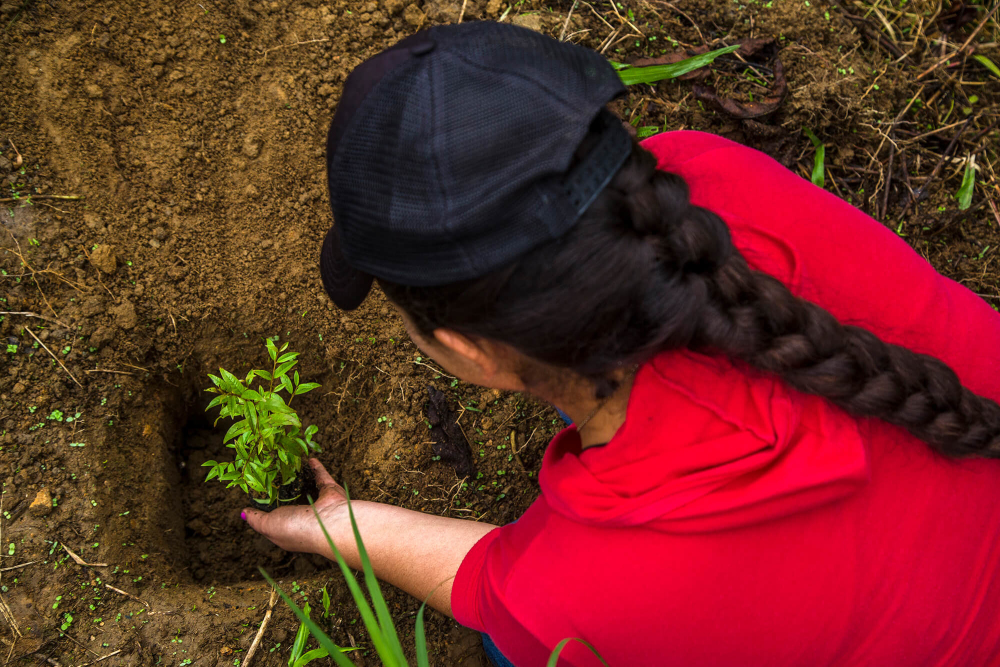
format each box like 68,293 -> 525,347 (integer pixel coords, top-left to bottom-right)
640,130 -> 761,174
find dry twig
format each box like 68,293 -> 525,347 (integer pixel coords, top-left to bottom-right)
259,38 -> 330,63
0,560 -> 39,573
78,649 -> 123,666
104,583 -> 150,609
24,328 -> 83,388
0,493 -> 22,641
898,115 -> 976,219
62,543 -> 107,568
0,311 -> 69,327
0,195 -> 83,203
916,2 -> 1000,80
243,588 -> 279,667
560,0 -> 579,41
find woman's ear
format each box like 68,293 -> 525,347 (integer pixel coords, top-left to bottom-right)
431,328 -> 500,383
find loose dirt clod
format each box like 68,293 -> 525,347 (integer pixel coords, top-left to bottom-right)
88,244 -> 117,274
28,488 -> 53,517
110,300 -> 138,329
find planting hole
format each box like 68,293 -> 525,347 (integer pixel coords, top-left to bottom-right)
166,392 -> 328,584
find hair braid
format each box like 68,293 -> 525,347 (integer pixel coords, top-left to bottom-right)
382,139 -> 1000,458
616,145 -> 1000,457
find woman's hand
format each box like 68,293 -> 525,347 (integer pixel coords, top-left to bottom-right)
242,458 -> 347,557
242,457 -> 499,616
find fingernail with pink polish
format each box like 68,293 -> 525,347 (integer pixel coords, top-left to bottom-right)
240,510 -> 247,521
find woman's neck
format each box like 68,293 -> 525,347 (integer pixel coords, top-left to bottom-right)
555,369 -> 638,449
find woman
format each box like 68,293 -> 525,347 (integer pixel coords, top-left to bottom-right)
243,21 -> 1000,666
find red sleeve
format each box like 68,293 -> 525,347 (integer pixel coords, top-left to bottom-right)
450,527 -> 499,630
643,131 -> 1000,403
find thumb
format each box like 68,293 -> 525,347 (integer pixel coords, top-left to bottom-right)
309,458 -> 338,488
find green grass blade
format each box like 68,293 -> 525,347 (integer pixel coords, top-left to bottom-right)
258,573 -> 357,667
616,45 -> 740,85
546,638 -> 610,667
956,160 -> 975,210
293,647 -> 330,667
973,54 -> 1000,79
307,499 -> 401,664
414,601 -> 429,667
802,128 -> 826,187
341,488 -> 409,666
412,580 -> 448,667
289,601 -> 312,664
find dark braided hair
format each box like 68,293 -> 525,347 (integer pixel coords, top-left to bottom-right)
380,140 -> 1000,458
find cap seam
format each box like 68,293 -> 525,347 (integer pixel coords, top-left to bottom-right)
430,52 -> 477,273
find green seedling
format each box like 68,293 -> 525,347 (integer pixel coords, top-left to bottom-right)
321,586 -> 331,619
973,54 -> 1000,79
611,44 -> 740,86
956,158 -> 976,211
203,341 -> 321,506
287,601 -> 338,666
802,128 -> 826,188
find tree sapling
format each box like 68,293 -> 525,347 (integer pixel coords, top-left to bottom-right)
202,340 -> 322,509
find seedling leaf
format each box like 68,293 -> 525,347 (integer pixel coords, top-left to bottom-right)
802,128 -> 826,187
259,572 -> 356,667
546,638 -> 610,667
956,159 -> 975,210
296,382 -> 321,395
973,54 -> 1000,79
614,45 -> 740,85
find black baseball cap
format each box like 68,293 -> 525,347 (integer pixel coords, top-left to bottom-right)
320,21 -> 632,310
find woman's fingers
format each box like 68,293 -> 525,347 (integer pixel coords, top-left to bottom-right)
242,505 -> 322,553
242,461 -> 349,556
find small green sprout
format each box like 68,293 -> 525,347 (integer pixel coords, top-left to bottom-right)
802,128 -> 826,187
956,158 -> 976,210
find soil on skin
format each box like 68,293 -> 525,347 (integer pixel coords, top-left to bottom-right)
0,0 -> 996,664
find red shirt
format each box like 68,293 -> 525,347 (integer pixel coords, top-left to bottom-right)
450,131 -> 1000,666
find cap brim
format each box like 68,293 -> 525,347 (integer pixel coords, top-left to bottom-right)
320,227 -> 374,311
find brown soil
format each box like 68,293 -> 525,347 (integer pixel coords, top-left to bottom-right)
1,0 -> 996,665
